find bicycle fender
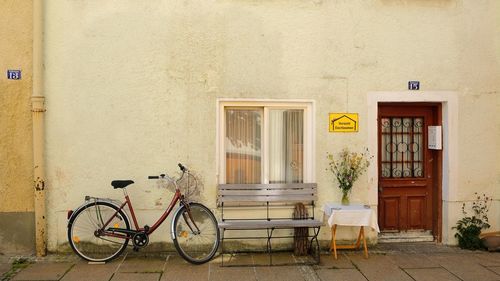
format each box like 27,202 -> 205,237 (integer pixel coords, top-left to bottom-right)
67,198 -> 128,227
170,205 -> 187,240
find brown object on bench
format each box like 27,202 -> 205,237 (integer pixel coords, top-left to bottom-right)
217,183 -> 322,266
293,203 -> 309,256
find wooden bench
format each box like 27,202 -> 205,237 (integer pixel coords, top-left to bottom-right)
217,183 -> 322,266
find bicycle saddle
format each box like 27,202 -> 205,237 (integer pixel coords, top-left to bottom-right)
111,180 -> 134,189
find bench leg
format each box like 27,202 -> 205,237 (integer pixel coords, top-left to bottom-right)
220,229 -> 225,267
267,228 -> 274,265
308,226 -> 321,264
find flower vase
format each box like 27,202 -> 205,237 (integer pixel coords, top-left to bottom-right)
341,190 -> 350,205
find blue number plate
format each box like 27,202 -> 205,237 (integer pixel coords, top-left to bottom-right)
7,70 -> 22,80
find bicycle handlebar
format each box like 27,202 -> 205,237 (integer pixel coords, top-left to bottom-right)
147,163 -> 187,180
148,174 -> 165,180
178,163 -> 187,172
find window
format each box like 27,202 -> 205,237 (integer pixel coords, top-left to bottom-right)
380,117 -> 424,178
218,100 -> 314,184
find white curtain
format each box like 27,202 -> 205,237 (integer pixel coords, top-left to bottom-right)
225,109 -> 262,184
269,110 -> 304,183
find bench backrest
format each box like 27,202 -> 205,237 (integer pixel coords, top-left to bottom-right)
217,183 -> 318,205
217,183 -> 318,221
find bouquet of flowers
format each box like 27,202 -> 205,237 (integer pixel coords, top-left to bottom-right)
327,148 -> 371,204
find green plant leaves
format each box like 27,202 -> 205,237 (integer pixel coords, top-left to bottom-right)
453,193 -> 493,250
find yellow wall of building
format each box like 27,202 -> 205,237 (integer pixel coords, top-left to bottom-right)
0,0 -> 34,212
0,0 -> 35,254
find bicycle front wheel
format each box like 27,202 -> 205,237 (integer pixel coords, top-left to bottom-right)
68,201 -> 130,262
172,203 -> 220,264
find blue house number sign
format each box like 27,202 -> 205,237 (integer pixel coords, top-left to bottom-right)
408,81 -> 420,90
7,70 -> 21,80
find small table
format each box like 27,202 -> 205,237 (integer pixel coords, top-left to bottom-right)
323,203 -> 380,259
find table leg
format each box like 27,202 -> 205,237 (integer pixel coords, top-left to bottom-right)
361,226 -> 368,258
330,225 -> 369,259
331,224 -> 338,259
354,226 -> 363,249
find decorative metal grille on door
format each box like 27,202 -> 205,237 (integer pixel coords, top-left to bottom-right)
380,117 -> 424,178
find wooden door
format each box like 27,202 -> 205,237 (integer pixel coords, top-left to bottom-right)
378,104 -> 438,232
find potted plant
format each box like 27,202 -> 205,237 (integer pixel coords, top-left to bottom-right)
453,193 -> 493,250
480,231 -> 500,252
326,148 -> 371,205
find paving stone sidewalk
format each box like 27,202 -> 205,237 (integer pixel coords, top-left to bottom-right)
1,243 -> 499,281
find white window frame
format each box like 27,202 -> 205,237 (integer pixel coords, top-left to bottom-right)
216,99 -> 315,184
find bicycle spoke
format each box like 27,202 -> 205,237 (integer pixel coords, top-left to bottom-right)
173,203 -> 219,264
68,202 -> 130,262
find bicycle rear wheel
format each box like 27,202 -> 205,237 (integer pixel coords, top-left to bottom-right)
68,201 -> 130,262
172,203 -> 220,264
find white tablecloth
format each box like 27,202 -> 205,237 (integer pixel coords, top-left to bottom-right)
323,203 -> 380,233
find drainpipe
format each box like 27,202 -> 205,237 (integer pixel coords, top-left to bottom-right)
32,0 -> 46,257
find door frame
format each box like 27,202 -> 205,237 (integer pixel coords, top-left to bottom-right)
367,91 -> 458,243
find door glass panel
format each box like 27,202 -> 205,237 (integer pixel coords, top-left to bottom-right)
381,118 -> 392,178
381,117 -> 424,178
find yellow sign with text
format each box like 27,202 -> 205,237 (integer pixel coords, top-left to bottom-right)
329,113 -> 358,132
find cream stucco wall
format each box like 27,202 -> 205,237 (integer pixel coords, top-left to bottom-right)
0,0 -> 35,254
43,0 -> 499,250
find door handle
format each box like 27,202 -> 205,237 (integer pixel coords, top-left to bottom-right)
378,187 -> 383,193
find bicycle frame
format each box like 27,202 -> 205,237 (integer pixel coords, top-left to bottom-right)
98,188 -> 184,239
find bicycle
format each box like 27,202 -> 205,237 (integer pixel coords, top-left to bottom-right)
66,163 -> 220,264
